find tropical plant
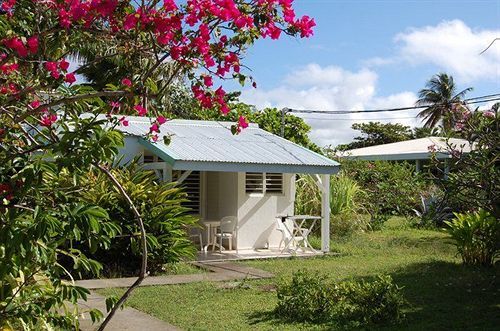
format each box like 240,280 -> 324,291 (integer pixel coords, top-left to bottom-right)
0,0 -> 315,328
416,73 -> 473,131
295,174 -> 364,216
77,161 -> 198,277
445,209 -> 499,266
275,270 -> 406,327
412,192 -> 454,228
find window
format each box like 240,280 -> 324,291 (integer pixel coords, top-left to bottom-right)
245,172 -> 283,194
173,171 -> 201,214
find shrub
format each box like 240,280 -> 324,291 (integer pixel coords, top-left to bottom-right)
341,160 -> 430,221
330,212 -> 368,238
275,270 -> 406,327
275,270 -> 332,323
445,209 -> 500,266
76,161 -> 199,276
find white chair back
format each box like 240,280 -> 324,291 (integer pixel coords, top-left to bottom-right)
220,216 -> 237,233
276,218 -> 293,240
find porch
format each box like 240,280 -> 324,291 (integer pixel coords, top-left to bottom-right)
196,248 -> 324,262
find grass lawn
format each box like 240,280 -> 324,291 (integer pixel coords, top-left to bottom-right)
99,218 -> 500,330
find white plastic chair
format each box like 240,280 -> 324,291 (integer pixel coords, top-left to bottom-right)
189,228 -> 203,251
276,217 -> 304,253
212,216 -> 238,252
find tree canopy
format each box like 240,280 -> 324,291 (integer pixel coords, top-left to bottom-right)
335,122 -> 413,151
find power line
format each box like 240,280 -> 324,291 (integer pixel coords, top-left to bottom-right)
466,93 -> 500,101
284,94 -> 500,115
300,115 -> 418,121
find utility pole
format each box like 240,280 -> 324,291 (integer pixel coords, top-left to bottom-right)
280,107 -> 289,137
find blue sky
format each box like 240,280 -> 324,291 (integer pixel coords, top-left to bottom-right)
235,0 -> 500,146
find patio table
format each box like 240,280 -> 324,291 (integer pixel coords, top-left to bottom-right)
286,215 -> 321,252
202,220 -> 221,252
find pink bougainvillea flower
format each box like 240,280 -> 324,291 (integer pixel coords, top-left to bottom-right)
64,72 -> 76,84
44,61 -> 58,72
123,13 -> 138,30
0,0 -> 16,12
134,104 -> 147,116
151,134 -> 159,142
40,112 -> 57,127
26,35 -> 38,54
58,59 -> 70,71
203,75 -> 213,87
0,63 -> 18,75
483,111 -> 494,118
157,116 -> 167,124
110,101 -> 121,109
29,100 -> 40,109
220,104 -> 230,115
215,86 -> 226,98
150,123 -> 160,133
238,115 -> 249,129
51,70 -> 61,79
119,116 -> 129,126
121,77 -> 132,87
4,37 -> 28,57
58,9 -> 71,28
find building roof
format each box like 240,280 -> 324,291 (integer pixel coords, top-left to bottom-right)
115,116 -> 339,174
341,136 -> 474,161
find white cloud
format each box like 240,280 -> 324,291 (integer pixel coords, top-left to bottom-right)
368,20 -> 500,82
241,64 -> 419,147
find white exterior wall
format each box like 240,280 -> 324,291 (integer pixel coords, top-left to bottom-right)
202,171 -> 295,250
204,172 -> 238,220
236,172 -> 295,250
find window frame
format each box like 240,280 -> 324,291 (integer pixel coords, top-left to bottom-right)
245,172 -> 284,195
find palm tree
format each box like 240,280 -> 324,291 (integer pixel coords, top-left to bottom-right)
416,73 -> 473,131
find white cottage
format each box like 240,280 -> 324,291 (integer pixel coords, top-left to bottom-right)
115,116 -> 339,253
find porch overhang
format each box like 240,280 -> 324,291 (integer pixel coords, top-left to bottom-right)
138,138 -> 339,175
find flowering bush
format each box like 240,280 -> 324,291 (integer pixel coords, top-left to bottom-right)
437,106 -> 499,218
0,0 -> 314,329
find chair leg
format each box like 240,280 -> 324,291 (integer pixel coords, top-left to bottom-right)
212,236 -> 216,251
219,235 -> 223,253
229,237 -> 232,251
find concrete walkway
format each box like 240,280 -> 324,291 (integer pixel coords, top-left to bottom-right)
77,261 -> 273,330
78,292 -> 179,331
